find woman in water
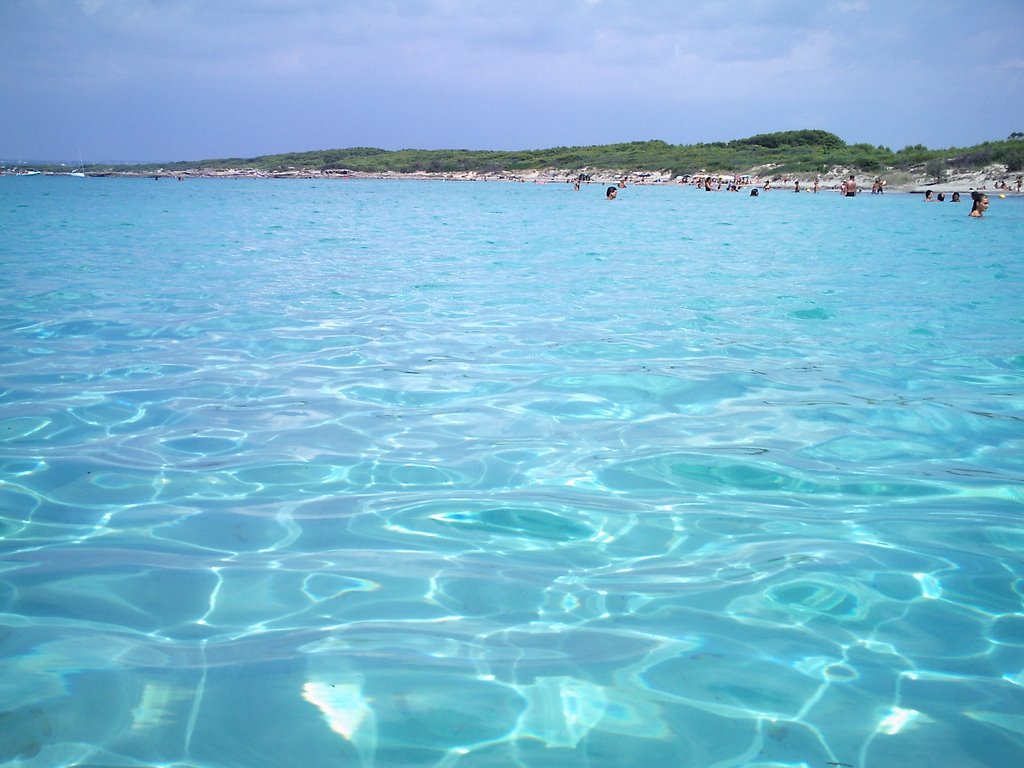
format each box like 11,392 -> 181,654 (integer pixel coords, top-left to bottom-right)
969,191 -> 988,218
606,186 -> 617,200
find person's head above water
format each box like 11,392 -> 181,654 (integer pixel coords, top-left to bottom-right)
969,191 -> 989,217
606,186 -> 617,199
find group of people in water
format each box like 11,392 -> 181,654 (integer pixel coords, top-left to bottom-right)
921,188 -> 990,216
923,190 -> 960,202
596,173 -> 994,217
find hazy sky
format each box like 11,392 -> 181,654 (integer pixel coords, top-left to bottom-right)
3,0 -> 1022,162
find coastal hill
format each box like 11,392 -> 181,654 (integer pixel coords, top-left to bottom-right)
11,130 -> 1024,189
134,130 -> 1023,175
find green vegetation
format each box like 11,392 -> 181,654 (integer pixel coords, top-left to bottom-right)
85,130 -> 1024,176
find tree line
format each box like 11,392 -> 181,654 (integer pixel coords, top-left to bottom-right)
98,130 -> 1024,177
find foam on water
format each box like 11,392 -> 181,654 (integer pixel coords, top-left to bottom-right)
1,176 -> 1023,767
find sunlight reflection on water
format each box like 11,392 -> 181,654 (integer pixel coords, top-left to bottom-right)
1,177 -> 1022,767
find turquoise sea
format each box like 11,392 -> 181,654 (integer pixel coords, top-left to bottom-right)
1,176 -> 1022,768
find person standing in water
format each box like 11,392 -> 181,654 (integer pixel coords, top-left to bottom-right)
969,191 -> 988,217
845,175 -> 857,196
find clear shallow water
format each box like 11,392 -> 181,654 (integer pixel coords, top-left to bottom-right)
1,176 -> 1022,767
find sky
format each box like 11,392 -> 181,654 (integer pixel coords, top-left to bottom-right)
2,0 -> 1023,163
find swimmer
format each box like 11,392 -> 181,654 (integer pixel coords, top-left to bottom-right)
844,175 -> 857,197
924,190 -> 934,202
969,191 -> 988,218
606,186 -> 617,200
951,192 -> 961,202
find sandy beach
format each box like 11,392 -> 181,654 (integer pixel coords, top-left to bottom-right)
72,163 -> 1023,196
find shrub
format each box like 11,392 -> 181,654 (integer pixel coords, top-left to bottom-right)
925,159 -> 947,183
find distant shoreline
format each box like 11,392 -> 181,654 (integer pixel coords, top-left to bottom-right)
5,130 -> 1023,192
17,166 -> 1020,195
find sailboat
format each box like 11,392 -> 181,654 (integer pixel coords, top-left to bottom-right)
70,148 -> 86,177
